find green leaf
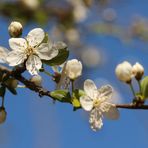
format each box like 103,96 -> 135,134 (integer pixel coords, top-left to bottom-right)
42,43 -> 69,66
50,90 -> 71,102
72,98 -> 81,108
72,89 -> 85,110
141,76 -> 148,99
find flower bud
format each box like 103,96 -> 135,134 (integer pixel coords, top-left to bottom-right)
115,61 -> 133,83
132,62 -> 144,80
0,107 -> 7,124
8,21 -> 23,37
30,75 -> 42,86
65,59 -> 82,80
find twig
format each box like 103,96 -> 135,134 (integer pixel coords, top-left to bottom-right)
0,65 -> 55,100
116,104 -> 148,110
0,65 -> 148,110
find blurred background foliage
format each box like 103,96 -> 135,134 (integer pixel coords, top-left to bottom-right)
0,0 -> 148,148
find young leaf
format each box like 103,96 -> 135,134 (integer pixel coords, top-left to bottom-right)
141,76 -> 148,99
50,90 -> 71,102
72,89 -> 85,110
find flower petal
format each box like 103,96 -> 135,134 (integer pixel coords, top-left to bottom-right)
0,46 -> 9,63
101,102 -> 119,120
36,43 -> 58,60
89,108 -> 103,131
84,79 -> 97,99
26,28 -> 45,47
9,38 -> 27,51
7,50 -> 27,66
98,85 -> 113,102
80,95 -> 93,111
26,55 -> 42,75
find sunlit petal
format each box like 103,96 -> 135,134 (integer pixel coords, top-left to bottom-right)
26,28 -> 44,47
98,85 -> 113,102
0,46 -> 9,63
84,79 -> 97,99
9,38 -> 27,51
26,55 -> 42,75
36,43 -> 58,60
89,108 -> 103,131
80,95 -> 93,111
7,50 -> 27,66
101,102 -> 119,120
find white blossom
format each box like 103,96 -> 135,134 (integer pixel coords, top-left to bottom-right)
132,62 -> 144,80
115,61 -> 133,83
8,21 -> 23,37
80,79 -> 119,131
7,28 -> 58,75
65,59 -> 82,80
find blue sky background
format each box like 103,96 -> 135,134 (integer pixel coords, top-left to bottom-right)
0,0 -> 148,148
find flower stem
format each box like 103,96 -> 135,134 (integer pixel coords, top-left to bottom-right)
137,80 -> 142,94
71,80 -> 75,92
1,97 -> 5,108
129,83 -> 136,97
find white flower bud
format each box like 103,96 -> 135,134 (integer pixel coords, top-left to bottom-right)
30,75 -> 42,86
8,21 -> 23,37
0,108 -> 7,124
115,61 -> 133,83
132,62 -> 144,80
65,59 -> 82,80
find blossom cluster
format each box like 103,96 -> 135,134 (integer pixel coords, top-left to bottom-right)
115,61 -> 144,83
0,21 -> 147,132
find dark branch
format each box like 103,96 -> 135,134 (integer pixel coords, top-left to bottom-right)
0,65 -> 55,100
0,65 -> 148,110
116,104 -> 148,110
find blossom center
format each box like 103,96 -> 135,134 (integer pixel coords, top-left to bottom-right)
26,46 -> 35,56
93,99 -> 101,107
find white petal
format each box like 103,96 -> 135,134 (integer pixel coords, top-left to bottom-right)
101,102 -> 119,120
26,28 -> 45,47
98,85 -> 113,102
0,46 -> 9,63
7,51 -> 27,66
26,55 -> 42,75
89,108 -> 103,131
9,38 -> 27,51
36,43 -> 58,60
80,95 -> 93,111
84,79 -> 97,99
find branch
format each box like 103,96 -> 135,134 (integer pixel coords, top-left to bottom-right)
0,65 -> 55,100
0,65 -> 148,110
116,104 -> 148,110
